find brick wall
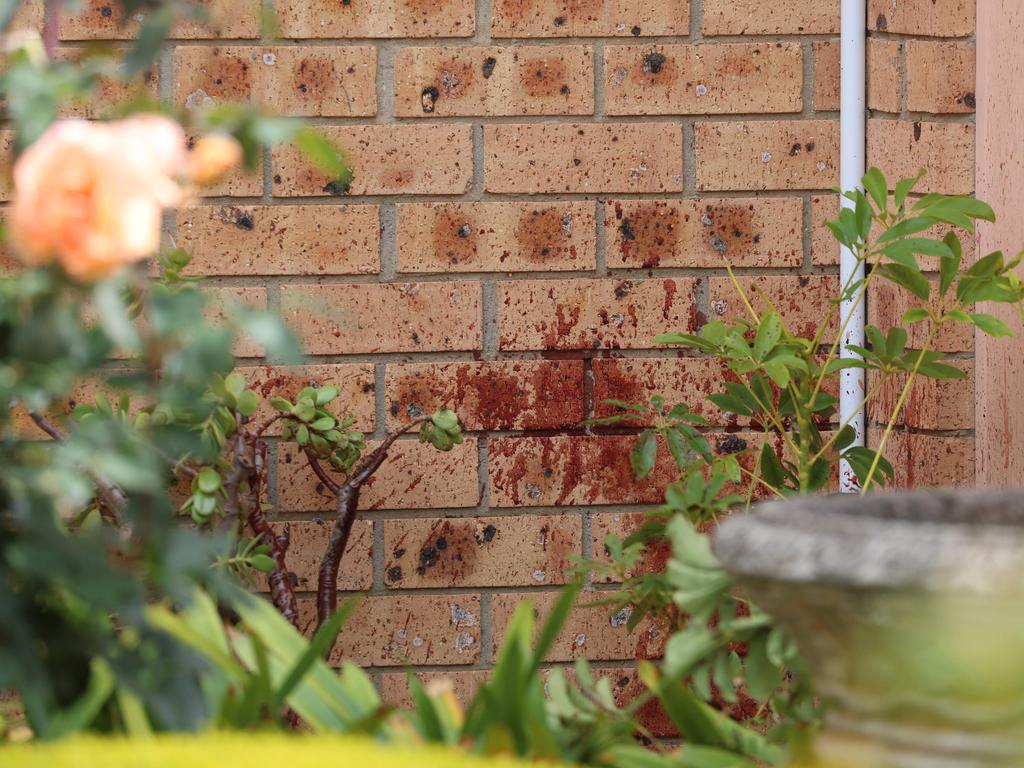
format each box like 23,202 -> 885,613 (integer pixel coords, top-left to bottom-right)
38,0 -> 976,709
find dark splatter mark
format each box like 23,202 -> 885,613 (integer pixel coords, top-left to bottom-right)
323,180 -> 350,195
913,121 -> 922,142
100,5 -> 113,17
631,26 -> 642,36
234,210 -> 254,230
482,57 -> 498,79
480,524 -> 497,543
643,52 -> 667,74
421,86 -> 439,113
788,143 -> 802,156
620,219 -> 637,241
432,208 -> 478,266
717,435 -> 748,455
963,92 -> 976,109
387,565 -> 403,582
554,15 -> 567,26
876,14 -> 887,30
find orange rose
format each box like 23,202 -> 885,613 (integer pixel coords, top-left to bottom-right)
8,115 -> 187,282
187,133 -> 243,187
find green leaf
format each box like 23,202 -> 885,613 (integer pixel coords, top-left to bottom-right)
631,430 -> 658,480
863,167 -> 888,212
236,390 -> 260,417
752,312 -> 782,361
900,307 -> 930,324
893,171 -> 925,211
293,128 -> 353,191
122,6 -> 173,77
759,442 -> 786,489
270,397 -> 293,412
917,361 -> 967,379
197,467 -> 222,494
310,416 -> 336,432
877,216 -> 934,244
250,554 -> 276,573
876,263 -> 930,300
939,231 -> 963,297
970,312 -> 1013,337
273,598 -> 359,708
315,387 -> 340,405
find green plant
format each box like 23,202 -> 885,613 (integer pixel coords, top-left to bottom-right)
586,169 -> 1024,756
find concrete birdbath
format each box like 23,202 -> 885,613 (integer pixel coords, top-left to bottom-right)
713,490 -> 1024,767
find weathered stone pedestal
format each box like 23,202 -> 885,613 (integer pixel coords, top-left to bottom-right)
713,491 -> 1024,768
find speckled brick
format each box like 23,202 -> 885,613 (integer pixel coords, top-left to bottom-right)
874,430 -> 975,489
238,363 -> 376,435
907,41 -> 976,114
867,120 -> 974,195
869,0 -> 974,37
174,46 -> 377,117
397,202 -> 596,273
813,39 -> 901,114
61,0 -> 261,39
591,357 -> 727,425
703,0 -> 839,34
870,360 -> 974,431
695,120 -> 839,191
488,435 -> 675,507
395,45 -> 594,116
588,511 -> 674,585
54,48 -> 159,119
491,0 -> 689,38
7,1 -> 42,31
605,198 -> 803,268
708,275 -> 839,340
277,438 -> 479,512
267,519 -> 373,592
498,278 -> 698,351
380,671 -> 489,708
491,592 -> 665,662
177,205 -> 379,276
204,287 -> 267,358
279,282 -> 481,355
297,595 -> 482,666
190,134 -> 263,198
272,125 -> 473,197
385,360 -> 585,431
275,0 -> 475,38
869,278 -> 973,354
604,43 -> 803,116
811,41 -> 840,112
485,124 -> 683,194
0,131 -> 14,202
383,515 -> 581,588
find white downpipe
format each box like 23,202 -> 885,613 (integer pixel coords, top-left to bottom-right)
838,0 -> 867,492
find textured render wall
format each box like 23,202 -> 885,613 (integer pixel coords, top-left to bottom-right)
8,0 -> 977,716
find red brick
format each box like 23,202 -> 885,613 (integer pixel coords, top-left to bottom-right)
268,519 -> 374,592
61,0 -> 261,39
491,592 -> 665,662
275,0 -> 475,38
605,43 -> 803,116
383,515 -> 581,588
605,198 -> 803,269
867,119 -> 974,195
380,670 -> 489,708
272,125 -> 473,197
279,282 -> 481,355
491,0 -> 689,37
488,435 -> 675,507
874,430 -> 975,489
868,39 -> 903,113
277,438 -> 479,512
395,45 -> 594,117
177,205 -> 379,276
708,275 -> 839,340
238,363 -> 376,435
869,0 -> 974,37
695,120 -> 839,191
811,40 -> 840,112
397,202 -> 596,273
385,360 -> 585,431
484,124 -> 683,194
869,360 -> 974,430
173,46 -> 377,117
592,357 -> 726,425
906,41 -> 976,114
869,278 -> 973,353
703,0 -> 839,34
498,278 -> 698,351
298,595 -> 482,666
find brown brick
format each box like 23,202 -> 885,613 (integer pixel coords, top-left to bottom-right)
812,40 -> 840,112
279,282 -> 481,355
174,46 -> 377,117
484,124 -> 683,194
385,360 -> 585,431
703,0 -> 839,34
277,438 -> 479,512
907,41 -> 976,114
275,0 -> 475,38
189,134 -> 262,198
0,131 -> 14,202
868,39 -> 902,113
52,48 -> 158,119
874,430 -> 975,489
605,198 -> 803,269
708,275 -> 839,340
869,0 -> 974,37
62,0 -> 261,39
395,45 -> 593,117
383,515 -> 581,588
397,202 -> 596,273
204,287 -> 267,358
491,592 -> 665,662
869,278 -> 973,353
695,121 -> 839,191
267,520 -> 373,592
8,1 -> 42,31
239,363 -> 376,435
177,205 -> 379,276
488,435 -> 675,507
272,125 -> 473,197
379,670 -> 489,708
869,360 -> 974,430
491,0 -> 689,37
498,278 -> 698,351
298,595 -> 482,666
867,120 -> 974,195
592,357 -> 726,425
605,43 -> 803,116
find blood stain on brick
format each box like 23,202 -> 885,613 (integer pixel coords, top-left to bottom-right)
616,202 -> 680,268
632,50 -> 677,87
383,169 -> 416,188
520,56 -> 570,98
294,56 -> 335,100
432,209 -> 478,266
206,53 -> 252,99
592,364 -> 646,421
515,207 -> 575,263
701,204 -> 756,261
406,520 -> 481,582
